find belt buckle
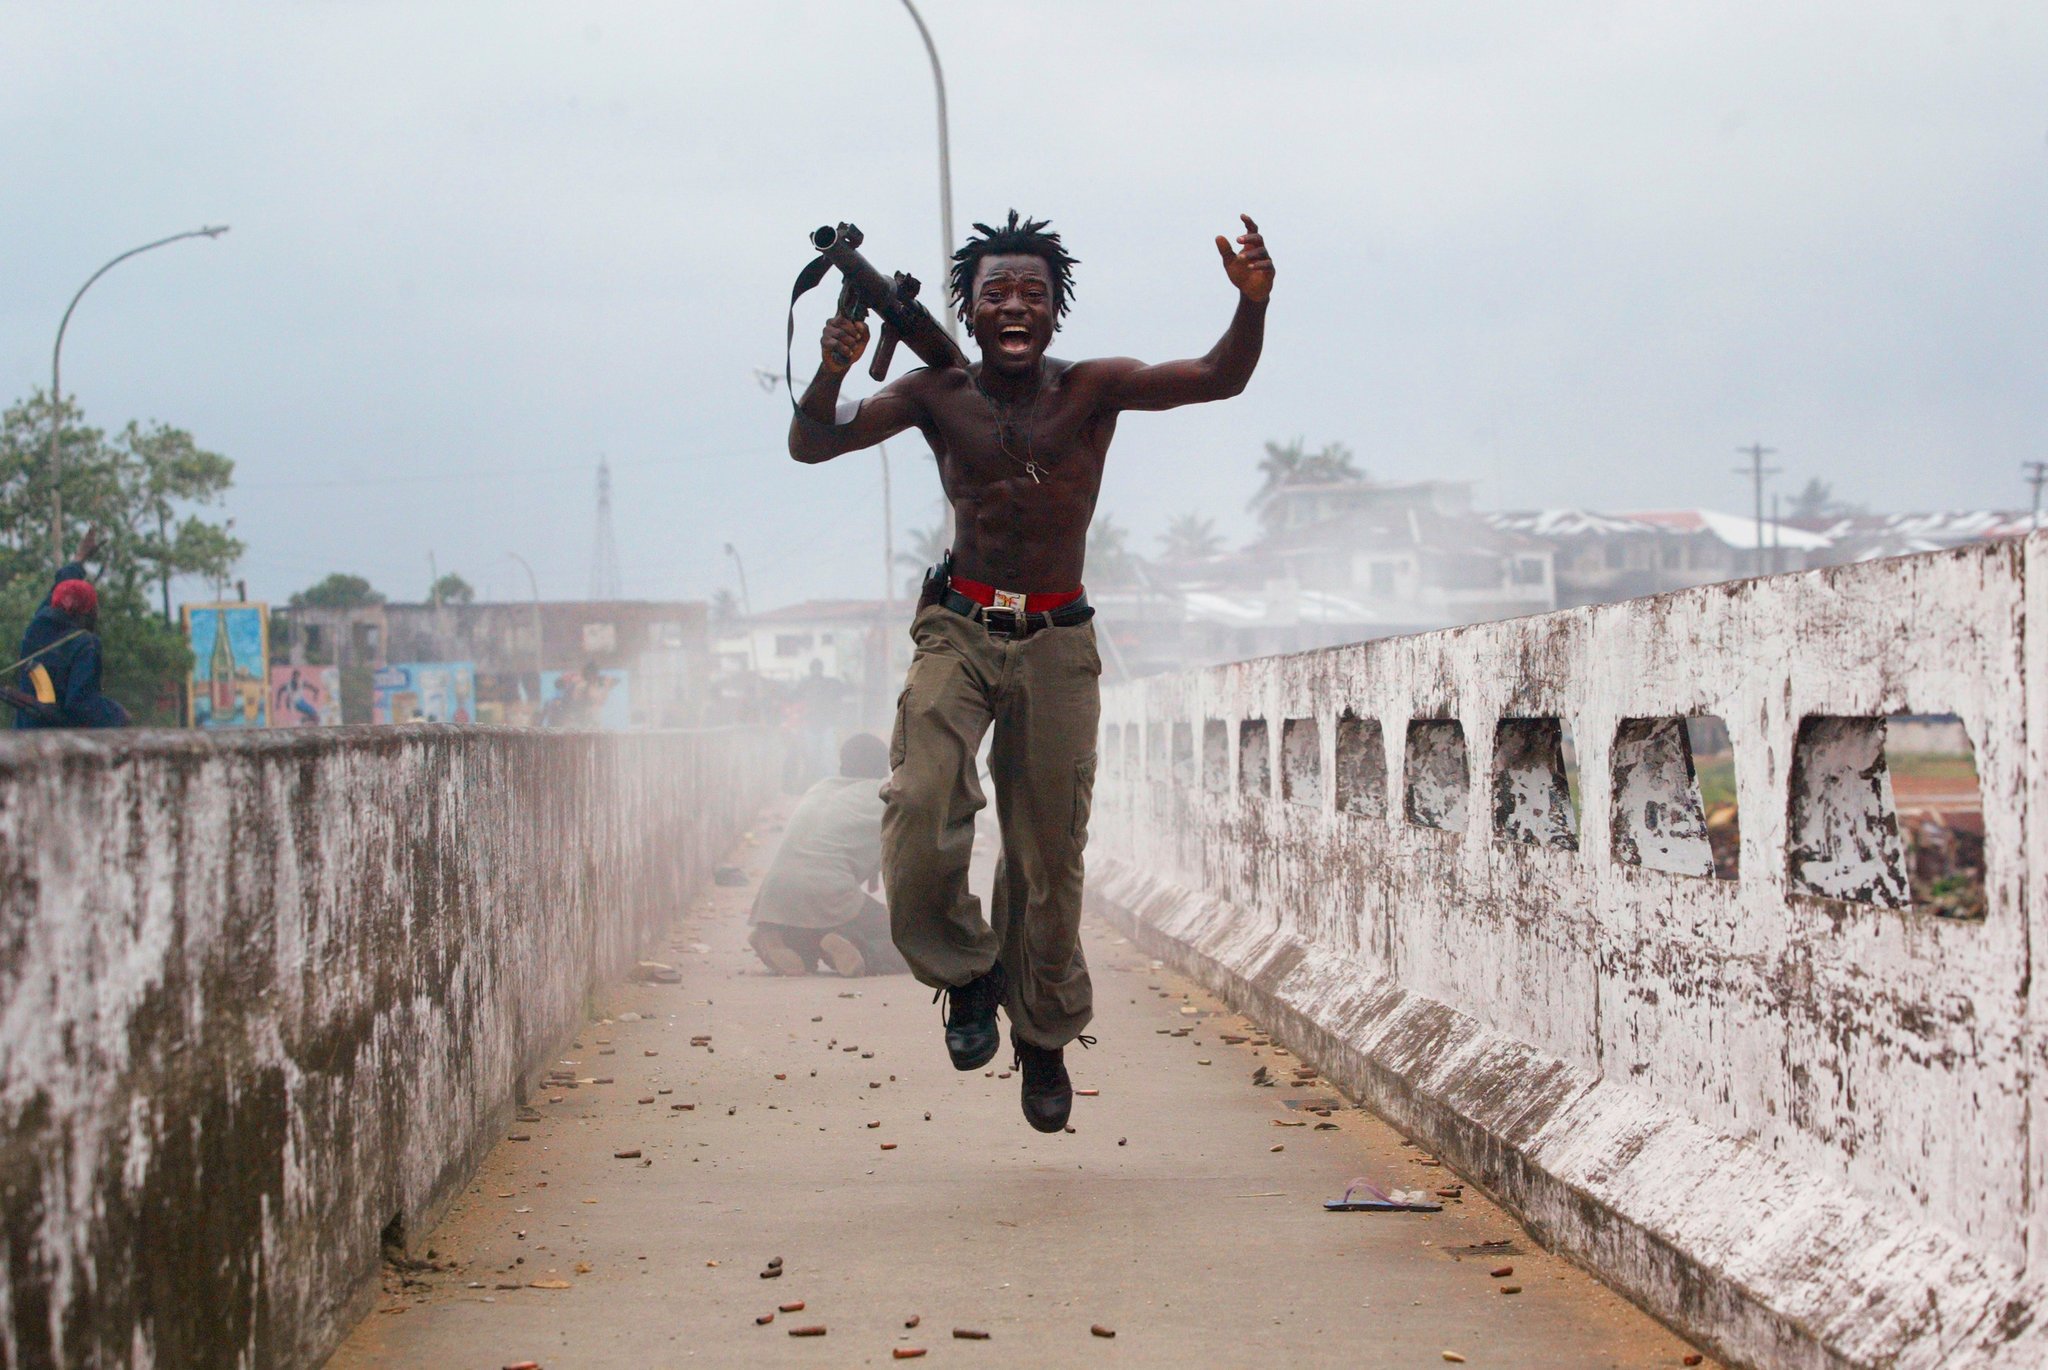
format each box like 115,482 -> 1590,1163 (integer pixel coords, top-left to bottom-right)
992,588 -> 1028,613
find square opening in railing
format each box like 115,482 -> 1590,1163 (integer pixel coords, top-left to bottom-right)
1172,721 -> 1195,788
1787,713 -> 1983,918
1147,722 -> 1167,783
1281,717 -> 1321,807
1610,715 -> 1736,879
1491,718 -> 1578,850
1121,723 -> 1140,783
1334,712 -> 1386,818
1203,719 -> 1229,794
1239,719 -> 1271,798
1885,714 -> 1984,920
1403,719 -> 1469,833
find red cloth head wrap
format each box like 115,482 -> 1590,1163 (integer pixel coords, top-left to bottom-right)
51,579 -> 98,617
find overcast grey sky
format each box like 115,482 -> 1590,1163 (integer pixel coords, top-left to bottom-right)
3,2 -> 2043,610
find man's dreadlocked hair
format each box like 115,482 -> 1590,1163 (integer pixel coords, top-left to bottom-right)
949,210 -> 1080,328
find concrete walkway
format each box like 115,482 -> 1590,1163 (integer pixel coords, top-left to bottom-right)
331,797 -> 1711,1369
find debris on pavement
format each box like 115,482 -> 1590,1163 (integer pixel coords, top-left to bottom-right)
1325,1177 -> 1443,1213
1091,1324 -> 1117,1338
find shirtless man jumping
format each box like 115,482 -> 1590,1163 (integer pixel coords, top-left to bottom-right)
788,211 -> 1273,1132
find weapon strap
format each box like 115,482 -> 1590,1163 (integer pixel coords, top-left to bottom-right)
784,255 -> 836,417
0,629 -> 86,724
2,629 -> 86,679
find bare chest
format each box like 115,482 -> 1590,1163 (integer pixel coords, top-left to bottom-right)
925,377 -> 1111,492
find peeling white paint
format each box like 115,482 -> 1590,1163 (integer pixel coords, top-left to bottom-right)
1090,537 -> 2043,1368
0,727 -> 775,1369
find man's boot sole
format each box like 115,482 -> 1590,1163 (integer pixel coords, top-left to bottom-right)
1021,1097 -> 1071,1133
819,932 -> 867,979
948,1033 -> 1001,1072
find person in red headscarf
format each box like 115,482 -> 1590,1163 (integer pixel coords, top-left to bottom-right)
10,526 -> 129,729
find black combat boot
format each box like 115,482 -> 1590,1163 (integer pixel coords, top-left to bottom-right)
935,961 -> 1006,1071
1012,1029 -> 1075,1134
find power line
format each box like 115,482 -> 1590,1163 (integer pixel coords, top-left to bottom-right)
235,444 -> 781,492
1733,441 -> 1780,576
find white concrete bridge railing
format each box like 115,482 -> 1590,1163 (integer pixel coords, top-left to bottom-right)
0,726 -> 777,1370
1088,536 -> 2043,1370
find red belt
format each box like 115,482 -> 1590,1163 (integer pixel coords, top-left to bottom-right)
946,576 -> 1085,614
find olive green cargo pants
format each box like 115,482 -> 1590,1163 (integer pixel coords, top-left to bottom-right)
882,604 -> 1101,1048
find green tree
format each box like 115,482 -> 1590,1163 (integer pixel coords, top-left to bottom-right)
118,420 -> 240,620
290,573 -> 385,609
430,572 -> 475,605
1,393 -> 242,603
1,392 -> 242,724
1159,513 -> 1225,562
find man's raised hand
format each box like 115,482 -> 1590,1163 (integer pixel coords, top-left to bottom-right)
1215,214 -> 1275,303
73,524 -> 104,565
821,316 -> 870,375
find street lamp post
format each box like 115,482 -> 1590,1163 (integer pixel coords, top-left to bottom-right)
724,542 -> 759,675
47,225 -> 229,563
505,551 -> 546,688
898,0 -> 958,342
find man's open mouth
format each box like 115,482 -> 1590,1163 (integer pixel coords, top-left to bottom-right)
997,325 -> 1033,351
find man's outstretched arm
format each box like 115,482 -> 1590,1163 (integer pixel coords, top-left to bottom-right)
1100,215 -> 1275,413
787,315 -> 925,463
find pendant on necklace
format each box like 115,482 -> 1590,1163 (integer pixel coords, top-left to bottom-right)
1025,462 -> 1042,484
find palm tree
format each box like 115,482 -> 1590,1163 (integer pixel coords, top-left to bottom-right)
895,522 -> 950,596
1159,513 -> 1225,562
1253,437 -> 1307,501
1298,441 -> 1362,485
1087,515 -> 1141,587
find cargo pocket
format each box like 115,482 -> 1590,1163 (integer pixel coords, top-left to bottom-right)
889,686 -> 910,771
1071,752 -> 1097,841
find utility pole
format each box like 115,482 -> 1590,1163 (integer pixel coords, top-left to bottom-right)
2025,461 -> 2047,532
1733,441 -> 1780,577
590,457 -> 622,599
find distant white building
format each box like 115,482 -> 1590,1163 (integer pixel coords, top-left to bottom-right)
713,599 -> 901,686
1488,508 -> 1833,607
